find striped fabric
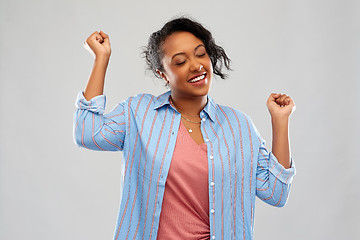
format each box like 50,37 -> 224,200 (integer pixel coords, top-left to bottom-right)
73,90 -> 296,240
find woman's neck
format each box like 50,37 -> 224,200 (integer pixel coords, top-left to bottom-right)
170,94 -> 208,116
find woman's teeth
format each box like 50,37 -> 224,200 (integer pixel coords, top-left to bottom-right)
189,73 -> 206,83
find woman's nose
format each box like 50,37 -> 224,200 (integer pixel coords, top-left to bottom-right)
190,59 -> 203,72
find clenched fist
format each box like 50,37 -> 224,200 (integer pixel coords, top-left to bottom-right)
266,93 -> 296,119
83,31 -> 111,59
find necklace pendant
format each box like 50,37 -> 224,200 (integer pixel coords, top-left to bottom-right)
188,129 -> 193,133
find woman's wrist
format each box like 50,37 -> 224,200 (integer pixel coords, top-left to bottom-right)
271,115 -> 289,127
94,54 -> 110,66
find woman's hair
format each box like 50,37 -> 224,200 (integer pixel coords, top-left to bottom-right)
142,16 -> 231,79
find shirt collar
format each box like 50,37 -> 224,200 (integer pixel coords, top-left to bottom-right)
153,91 -> 216,122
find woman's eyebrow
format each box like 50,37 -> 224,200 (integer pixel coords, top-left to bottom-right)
171,44 -> 205,60
194,44 -> 205,51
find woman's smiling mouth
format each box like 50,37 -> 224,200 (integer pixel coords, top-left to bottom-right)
188,72 -> 207,83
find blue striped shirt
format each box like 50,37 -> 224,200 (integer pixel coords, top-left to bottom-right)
73,90 -> 296,240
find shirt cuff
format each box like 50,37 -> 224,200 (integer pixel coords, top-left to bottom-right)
75,91 -> 106,114
268,152 -> 296,185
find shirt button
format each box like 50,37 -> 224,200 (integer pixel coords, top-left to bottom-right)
205,139 -> 209,142
209,155 -> 214,160
210,181 -> 215,186
212,236 -> 215,239
210,209 -> 215,213
202,118 -> 206,122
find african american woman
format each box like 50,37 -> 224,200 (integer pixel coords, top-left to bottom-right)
73,17 -> 296,240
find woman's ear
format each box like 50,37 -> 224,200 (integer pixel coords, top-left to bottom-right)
156,69 -> 169,85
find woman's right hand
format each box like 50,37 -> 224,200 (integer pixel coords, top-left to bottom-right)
84,31 -> 111,59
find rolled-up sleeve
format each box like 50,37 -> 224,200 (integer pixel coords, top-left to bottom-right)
255,139 -> 296,207
73,91 -> 127,151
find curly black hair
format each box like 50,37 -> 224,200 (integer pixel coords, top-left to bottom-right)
142,16 -> 231,80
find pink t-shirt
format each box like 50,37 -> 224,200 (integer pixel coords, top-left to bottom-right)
156,121 -> 210,240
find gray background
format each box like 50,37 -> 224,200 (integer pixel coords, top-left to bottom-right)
1,0 -> 359,239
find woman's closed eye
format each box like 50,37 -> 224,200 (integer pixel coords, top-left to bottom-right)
175,61 -> 186,66
175,53 -> 206,66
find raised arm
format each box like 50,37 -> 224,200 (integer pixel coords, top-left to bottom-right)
266,93 -> 296,169
73,31 -> 126,152
255,93 -> 296,207
83,31 -> 111,100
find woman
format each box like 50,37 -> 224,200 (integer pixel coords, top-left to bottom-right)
74,17 -> 296,240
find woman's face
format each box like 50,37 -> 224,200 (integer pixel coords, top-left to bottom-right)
158,31 -> 213,99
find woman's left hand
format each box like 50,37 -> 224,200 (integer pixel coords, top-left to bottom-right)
266,93 -> 296,119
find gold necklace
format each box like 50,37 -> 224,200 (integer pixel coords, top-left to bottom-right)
169,97 -> 200,117
181,118 -> 197,133
181,115 -> 201,124
169,97 -> 201,133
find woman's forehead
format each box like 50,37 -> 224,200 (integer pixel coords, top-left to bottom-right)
162,31 -> 204,56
